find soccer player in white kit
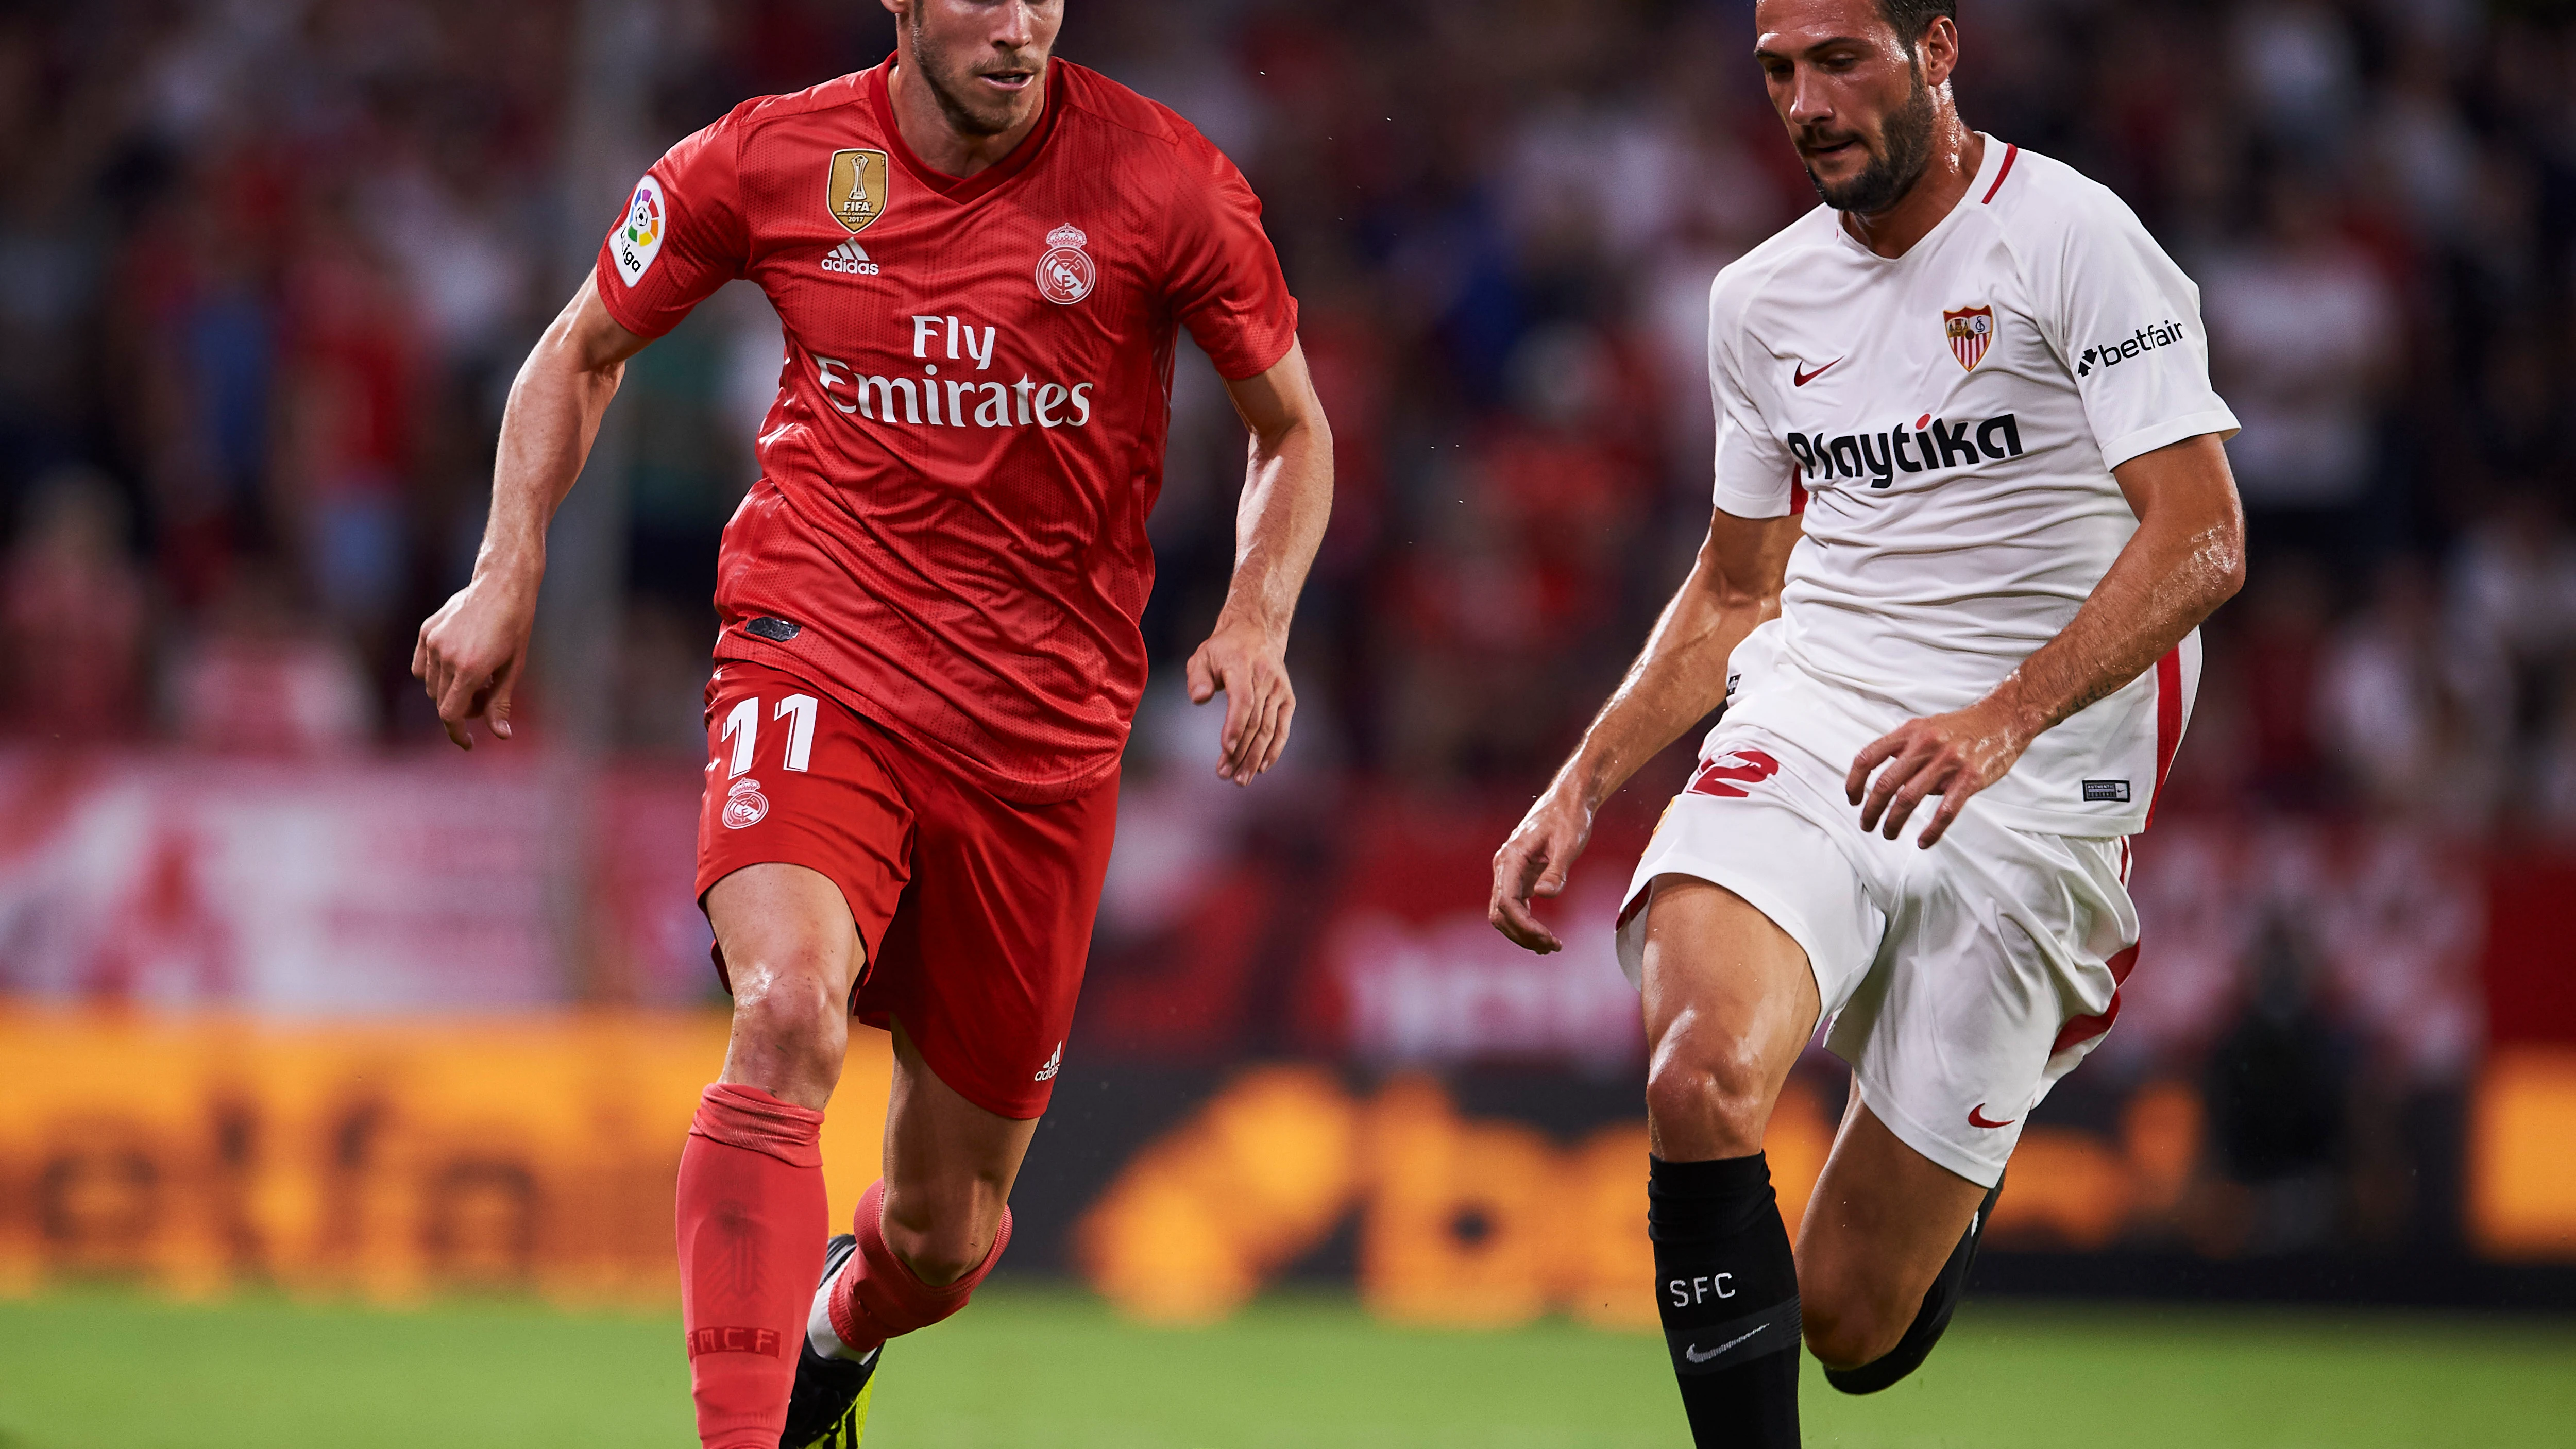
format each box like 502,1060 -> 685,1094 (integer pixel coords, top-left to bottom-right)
1489,2 -> 2246,1442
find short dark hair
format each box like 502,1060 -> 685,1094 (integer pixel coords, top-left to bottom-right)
1876,0 -> 1958,54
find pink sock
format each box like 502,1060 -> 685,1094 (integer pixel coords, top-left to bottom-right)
824,1177 -> 1013,1355
676,1084 -> 826,1449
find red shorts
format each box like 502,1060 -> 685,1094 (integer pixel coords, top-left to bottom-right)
693,660 -> 1118,1118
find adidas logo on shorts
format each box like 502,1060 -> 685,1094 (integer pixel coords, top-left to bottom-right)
821,238 -> 879,276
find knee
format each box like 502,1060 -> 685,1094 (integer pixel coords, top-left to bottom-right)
881,1185 -> 1004,1287
732,966 -> 844,1050
1644,1036 -> 1773,1157
1797,1270 -> 1908,1370
727,961 -> 848,1084
885,1227 -> 982,1288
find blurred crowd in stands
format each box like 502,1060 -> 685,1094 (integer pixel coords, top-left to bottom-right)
1,0 -> 2572,827
4,0 -> 2566,1259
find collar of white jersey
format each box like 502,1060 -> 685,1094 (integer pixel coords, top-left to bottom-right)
1828,131 -> 2009,265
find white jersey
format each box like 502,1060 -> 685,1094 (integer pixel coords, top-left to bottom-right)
1708,137 -> 2239,836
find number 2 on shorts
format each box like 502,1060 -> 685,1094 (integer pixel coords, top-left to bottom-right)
1686,748 -> 1781,799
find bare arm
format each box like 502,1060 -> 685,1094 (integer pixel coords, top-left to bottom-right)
1489,508 -> 1801,952
1846,431 -> 2247,845
412,276 -> 650,748
1189,338 -> 1335,785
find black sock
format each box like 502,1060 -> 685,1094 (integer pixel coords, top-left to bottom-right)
1650,1153 -> 1802,1448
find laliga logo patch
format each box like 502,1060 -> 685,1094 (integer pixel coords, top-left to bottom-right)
1036,223 -> 1096,304
614,175 -> 666,288
1943,304 -> 1995,372
722,776 -> 770,830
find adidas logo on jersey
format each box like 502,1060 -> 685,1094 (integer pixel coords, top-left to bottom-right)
821,239 -> 879,276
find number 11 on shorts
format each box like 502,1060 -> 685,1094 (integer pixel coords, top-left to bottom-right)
721,693 -> 819,777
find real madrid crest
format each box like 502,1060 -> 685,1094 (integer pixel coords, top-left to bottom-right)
721,776 -> 770,830
1943,304 -> 1995,372
1036,223 -> 1095,305
826,149 -> 890,234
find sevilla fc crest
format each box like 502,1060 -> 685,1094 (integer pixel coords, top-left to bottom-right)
1944,305 -> 1995,372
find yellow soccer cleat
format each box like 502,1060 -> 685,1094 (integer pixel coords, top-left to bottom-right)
781,1235 -> 880,1448
803,1377 -> 872,1449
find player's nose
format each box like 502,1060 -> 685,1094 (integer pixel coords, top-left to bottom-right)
1784,65 -> 1833,125
992,0 -> 1038,47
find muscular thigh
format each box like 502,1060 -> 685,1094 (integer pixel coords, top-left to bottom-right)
1638,876 -> 1825,1161
883,1020 -> 1039,1201
706,863 -> 867,1001
1624,731 -> 1889,1159
705,861 -> 867,1107
696,659 -> 917,987
1792,1090 -> 1988,1346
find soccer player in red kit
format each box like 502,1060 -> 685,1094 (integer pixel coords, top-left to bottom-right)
411,3 -> 1332,1445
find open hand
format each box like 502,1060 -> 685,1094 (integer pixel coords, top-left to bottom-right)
411,572 -> 538,750
1185,615 -> 1294,786
1845,694 -> 2032,847
1489,786 -> 1595,953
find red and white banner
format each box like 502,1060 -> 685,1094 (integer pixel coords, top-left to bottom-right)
0,749 -> 2559,1068
0,752 -> 558,1009
0,751 -> 714,1011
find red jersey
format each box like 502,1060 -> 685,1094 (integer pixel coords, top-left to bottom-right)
594,59 -> 1298,803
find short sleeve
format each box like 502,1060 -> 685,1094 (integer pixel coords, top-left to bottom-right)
1709,279 -> 1797,518
593,113 -> 751,341
1161,127 -> 1299,381
2030,187 -> 2240,470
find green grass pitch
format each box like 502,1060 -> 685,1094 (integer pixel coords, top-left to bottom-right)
0,1286 -> 2568,1447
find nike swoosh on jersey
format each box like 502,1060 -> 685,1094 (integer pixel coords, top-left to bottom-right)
1685,1324 -> 1768,1363
1792,358 -> 1841,387
1968,1104 -> 2016,1129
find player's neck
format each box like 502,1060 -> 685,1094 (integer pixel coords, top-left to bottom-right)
1839,118 -> 1985,260
886,58 -> 1050,179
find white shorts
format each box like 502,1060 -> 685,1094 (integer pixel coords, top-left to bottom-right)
1614,724 -> 2139,1188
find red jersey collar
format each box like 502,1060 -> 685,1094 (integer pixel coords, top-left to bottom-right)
867,55 -> 1063,203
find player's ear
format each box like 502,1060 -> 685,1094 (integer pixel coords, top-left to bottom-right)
1919,16 -> 1960,90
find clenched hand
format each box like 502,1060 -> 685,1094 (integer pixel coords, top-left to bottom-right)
412,572 -> 538,750
1185,615 -> 1295,786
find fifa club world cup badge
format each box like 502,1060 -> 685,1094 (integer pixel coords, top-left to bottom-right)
1036,224 -> 1096,304
1943,304 -> 1996,372
722,776 -> 769,830
826,148 -> 890,233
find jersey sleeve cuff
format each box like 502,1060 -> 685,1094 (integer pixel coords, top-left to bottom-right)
1714,477 -> 1796,519
2096,408 -> 2242,472
590,249 -> 676,342
1207,297 -> 1301,381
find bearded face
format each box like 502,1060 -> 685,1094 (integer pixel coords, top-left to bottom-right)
1756,0 -> 1957,220
1803,61 -> 1937,215
903,0 -> 1061,140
